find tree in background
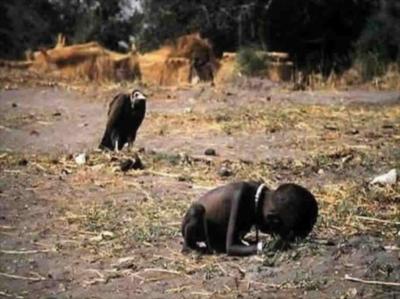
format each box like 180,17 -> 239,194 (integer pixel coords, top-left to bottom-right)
136,0 -> 378,74
0,0 -> 59,59
136,0 -> 271,56
0,0 -> 142,58
49,0 -> 143,51
1,0 -> 397,77
356,1 -> 400,61
350,0 -> 400,80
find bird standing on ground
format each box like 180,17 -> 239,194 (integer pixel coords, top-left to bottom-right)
99,89 -> 146,152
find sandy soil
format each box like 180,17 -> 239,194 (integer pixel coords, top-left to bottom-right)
0,81 -> 399,299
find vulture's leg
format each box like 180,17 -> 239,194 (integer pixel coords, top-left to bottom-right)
114,140 -> 119,153
110,130 -> 120,153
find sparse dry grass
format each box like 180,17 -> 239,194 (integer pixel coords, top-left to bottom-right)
0,73 -> 399,297
1,99 -> 399,246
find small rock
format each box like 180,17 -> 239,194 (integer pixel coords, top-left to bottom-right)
101,231 -> 115,240
177,174 -> 191,182
382,124 -> 394,129
58,283 -> 67,292
110,156 -> 118,162
218,167 -> 232,177
370,169 -> 397,185
12,103 -> 18,108
120,155 -> 144,172
74,153 -> 86,165
318,168 -> 324,175
120,159 -> 134,171
346,287 -> 358,298
53,112 -> 62,117
18,158 -> 28,166
346,128 -> 359,135
30,130 -> 40,136
204,148 -> 217,156
324,124 -> 338,131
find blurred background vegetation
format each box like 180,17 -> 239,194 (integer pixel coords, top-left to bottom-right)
0,0 -> 399,76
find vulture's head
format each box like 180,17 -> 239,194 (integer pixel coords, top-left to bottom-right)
130,89 -> 146,109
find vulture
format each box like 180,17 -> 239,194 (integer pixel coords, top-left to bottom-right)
99,89 -> 146,151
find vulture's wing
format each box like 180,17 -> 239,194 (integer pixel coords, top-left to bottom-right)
106,94 -> 130,128
99,94 -> 130,150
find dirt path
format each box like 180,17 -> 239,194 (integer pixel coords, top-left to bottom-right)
0,84 -> 399,298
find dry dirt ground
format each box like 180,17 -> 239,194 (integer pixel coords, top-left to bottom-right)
0,76 -> 399,299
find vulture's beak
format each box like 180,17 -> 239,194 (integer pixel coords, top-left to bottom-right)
136,93 -> 146,100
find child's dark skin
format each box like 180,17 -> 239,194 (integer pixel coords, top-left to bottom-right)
181,181 -> 318,256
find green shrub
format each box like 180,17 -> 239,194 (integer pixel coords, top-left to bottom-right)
236,47 -> 266,76
353,51 -> 388,81
353,2 -> 400,80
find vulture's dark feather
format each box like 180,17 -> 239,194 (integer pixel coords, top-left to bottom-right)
99,91 -> 146,151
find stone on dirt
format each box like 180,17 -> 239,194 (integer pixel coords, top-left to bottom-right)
218,166 -> 232,177
18,158 -> 28,166
370,169 -> 397,185
204,148 -> 217,156
74,153 -> 87,165
120,155 -> 144,172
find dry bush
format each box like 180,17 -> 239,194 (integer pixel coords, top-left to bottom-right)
214,52 -> 238,85
138,33 -> 217,86
215,50 -> 293,85
29,41 -> 140,82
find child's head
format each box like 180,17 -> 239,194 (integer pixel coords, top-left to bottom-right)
260,183 -> 318,241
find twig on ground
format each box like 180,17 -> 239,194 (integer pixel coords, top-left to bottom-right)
81,269 -> 107,287
355,215 -> 400,225
0,225 -> 14,230
146,170 -> 181,178
384,246 -> 400,251
216,263 -> 228,275
85,269 -> 105,279
345,274 -> 400,287
31,162 -> 46,172
229,263 -> 246,275
130,272 -> 145,282
0,290 -> 24,299
141,268 -> 182,275
0,249 -> 55,255
3,170 -> 21,174
190,291 -> 213,296
0,271 -> 46,281
82,278 -> 106,287
166,285 -> 191,294
246,279 -> 284,289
